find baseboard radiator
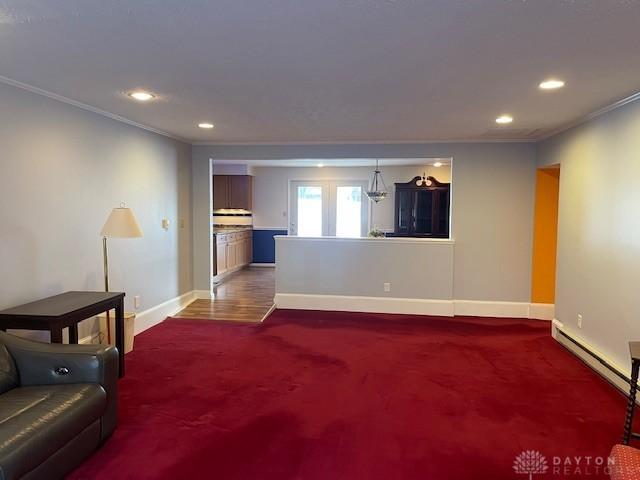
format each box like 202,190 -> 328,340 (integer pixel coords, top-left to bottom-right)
556,328 -> 632,397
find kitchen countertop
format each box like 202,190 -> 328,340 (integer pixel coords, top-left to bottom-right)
212,226 -> 253,235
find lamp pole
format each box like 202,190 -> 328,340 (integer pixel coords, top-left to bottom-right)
100,203 -> 144,345
103,236 -> 112,343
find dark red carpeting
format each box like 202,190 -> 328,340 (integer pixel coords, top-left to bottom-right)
69,310 -> 625,479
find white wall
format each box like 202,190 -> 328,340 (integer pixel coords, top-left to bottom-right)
0,81 -> 193,340
193,143 -> 536,301
251,164 -> 450,230
537,99 -> 640,370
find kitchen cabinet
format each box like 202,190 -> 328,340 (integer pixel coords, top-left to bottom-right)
212,175 -> 253,210
214,230 -> 253,276
213,176 -> 229,210
216,235 -> 227,273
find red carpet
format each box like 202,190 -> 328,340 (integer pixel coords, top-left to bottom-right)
69,310 -> 626,479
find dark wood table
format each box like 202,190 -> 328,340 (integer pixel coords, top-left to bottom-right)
0,291 -> 126,377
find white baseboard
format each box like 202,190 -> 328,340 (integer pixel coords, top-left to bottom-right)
275,293 -> 554,320
250,263 -> 276,267
529,303 -> 555,320
133,291 -> 199,335
454,301 -> 553,320
453,300 -> 530,318
275,293 -> 455,316
193,290 -> 212,299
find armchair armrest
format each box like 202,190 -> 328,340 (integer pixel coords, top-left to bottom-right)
0,331 -> 119,440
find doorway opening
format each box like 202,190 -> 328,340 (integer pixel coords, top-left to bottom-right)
531,165 -> 560,309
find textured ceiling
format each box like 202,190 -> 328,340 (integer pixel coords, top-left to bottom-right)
1,0 -> 640,143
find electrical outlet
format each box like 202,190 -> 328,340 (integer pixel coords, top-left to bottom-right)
134,295 -> 141,310
577,314 -> 583,329
162,218 -> 170,230
384,282 -> 391,293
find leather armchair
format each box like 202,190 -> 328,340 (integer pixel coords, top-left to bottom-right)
0,331 -> 118,480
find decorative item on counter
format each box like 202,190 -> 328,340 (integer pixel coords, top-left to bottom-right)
368,227 -> 386,238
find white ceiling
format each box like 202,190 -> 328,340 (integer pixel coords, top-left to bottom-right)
214,158 -> 450,168
1,1 -> 640,143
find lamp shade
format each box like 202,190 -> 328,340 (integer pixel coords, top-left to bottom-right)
100,207 -> 143,238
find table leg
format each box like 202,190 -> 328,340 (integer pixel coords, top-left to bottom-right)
50,326 -> 63,343
623,359 -> 640,444
115,299 -> 125,378
69,325 -> 79,344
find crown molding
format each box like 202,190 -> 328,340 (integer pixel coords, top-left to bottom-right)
3,73 -> 639,147
538,90 -> 640,141
0,74 -> 189,143
192,138 -> 535,146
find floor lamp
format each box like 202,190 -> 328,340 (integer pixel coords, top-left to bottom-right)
100,203 -> 143,343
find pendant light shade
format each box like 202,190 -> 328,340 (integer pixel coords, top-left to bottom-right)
366,159 -> 388,203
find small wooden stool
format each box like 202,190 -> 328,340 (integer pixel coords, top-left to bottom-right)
623,342 -> 640,444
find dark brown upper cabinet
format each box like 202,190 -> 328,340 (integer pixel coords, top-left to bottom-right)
212,175 -> 253,210
392,176 -> 450,238
213,175 -> 230,210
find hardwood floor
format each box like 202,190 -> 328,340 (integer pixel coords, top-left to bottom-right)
176,267 -> 275,322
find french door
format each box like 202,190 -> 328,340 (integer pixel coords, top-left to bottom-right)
289,181 -> 369,237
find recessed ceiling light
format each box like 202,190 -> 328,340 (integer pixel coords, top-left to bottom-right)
317,163 -> 324,168
539,79 -> 565,90
496,115 -> 513,124
433,161 -> 443,168
198,123 -> 214,129
128,91 -> 155,102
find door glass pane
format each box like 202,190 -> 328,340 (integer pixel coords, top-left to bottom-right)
336,186 -> 362,237
297,186 -> 323,236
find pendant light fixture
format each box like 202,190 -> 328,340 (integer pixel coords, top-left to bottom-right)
366,159 -> 388,203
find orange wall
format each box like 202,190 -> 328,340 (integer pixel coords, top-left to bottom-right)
531,167 -> 560,304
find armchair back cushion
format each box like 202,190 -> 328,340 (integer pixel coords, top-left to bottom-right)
0,344 -> 18,394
